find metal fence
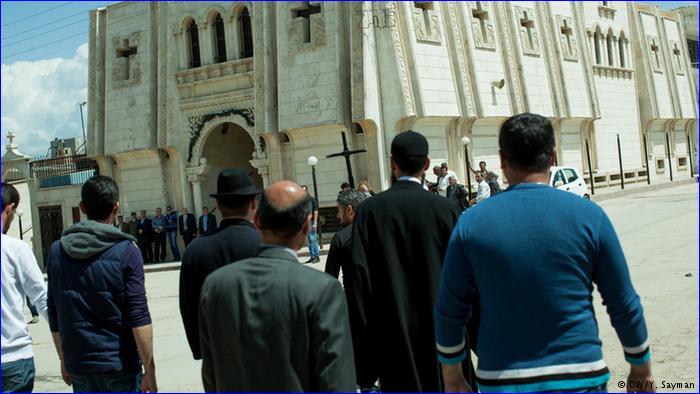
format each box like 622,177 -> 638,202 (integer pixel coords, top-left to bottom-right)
29,154 -> 99,188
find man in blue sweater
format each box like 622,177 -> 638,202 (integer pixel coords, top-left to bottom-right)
435,113 -> 654,393
47,176 -> 156,392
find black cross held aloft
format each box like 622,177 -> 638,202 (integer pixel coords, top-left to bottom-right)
326,132 -> 367,189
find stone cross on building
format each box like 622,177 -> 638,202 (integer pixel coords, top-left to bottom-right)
291,1 -> 321,43
116,38 -> 137,81
472,2 -> 489,43
561,19 -> 574,54
650,38 -> 661,70
519,9 -> 537,52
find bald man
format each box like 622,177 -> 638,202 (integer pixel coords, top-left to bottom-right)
199,181 -> 356,392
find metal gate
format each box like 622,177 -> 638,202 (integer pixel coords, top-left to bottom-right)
39,206 -> 63,264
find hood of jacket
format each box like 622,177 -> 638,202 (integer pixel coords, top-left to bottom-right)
60,220 -> 137,259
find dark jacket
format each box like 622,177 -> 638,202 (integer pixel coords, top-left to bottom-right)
179,218 -> 261,359
200,246 -> 356,392
164,212 -> 178,232
46,221 -> 151,374
447,183 -> 469,211
127,220 -> 139,238
198,214 -> 218,235
137,218 -> 152,241
178,213 -> 197,238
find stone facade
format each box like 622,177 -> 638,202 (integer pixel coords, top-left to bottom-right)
85,1 -> 697,223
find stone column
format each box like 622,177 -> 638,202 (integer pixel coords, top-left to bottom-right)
185,158 -> 210,213
225,15 -> 238,60
174,28 -> 187,70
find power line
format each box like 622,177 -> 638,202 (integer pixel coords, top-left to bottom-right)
2,17 -> 89,49
1,1 -> 75,28
2,1 -> 110,41
3,30 -> 87,59
20,41 -> 88,62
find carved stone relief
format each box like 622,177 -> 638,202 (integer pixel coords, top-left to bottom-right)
514,6 -> 540,56
468,1 -> 496,50
647,35 -> 664,73
557,15 -> 578,61
412,2 -> 441,44
669,40 -> 685,75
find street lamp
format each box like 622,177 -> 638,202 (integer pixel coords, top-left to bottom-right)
17,209 -> 23,240
307,156 -> 322,245
78,101 -> 87,153
460,136 -> 473,199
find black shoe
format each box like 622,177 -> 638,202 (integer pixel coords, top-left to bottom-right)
303,258 -> 315,264
314,256 -> 321,263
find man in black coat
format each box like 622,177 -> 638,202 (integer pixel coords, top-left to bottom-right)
136,209 -> 153,263
350,130 -> 477,391
178,207 -> 197,246
199,181 -> 355,391
198,207 -> 217,236
179,169 -> 262,360
325,189 -> 372,390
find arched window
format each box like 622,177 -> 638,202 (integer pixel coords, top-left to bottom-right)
594,28 -> 602,65
606,30 -> 614,66
187,20 -> 201,68
618,32 -> 626,68
212,13 -> 227,63
239,7 -> 253,58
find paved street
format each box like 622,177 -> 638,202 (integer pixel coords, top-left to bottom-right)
29,184 -> 698,392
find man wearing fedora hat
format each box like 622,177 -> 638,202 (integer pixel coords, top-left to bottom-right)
178,168 -> 262,360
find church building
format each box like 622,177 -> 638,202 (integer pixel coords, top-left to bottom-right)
84,1 -> 696,223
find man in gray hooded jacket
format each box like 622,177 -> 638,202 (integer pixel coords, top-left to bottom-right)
46,175 -> 157,393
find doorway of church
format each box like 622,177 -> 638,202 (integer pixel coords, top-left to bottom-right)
199,122 -> 262,221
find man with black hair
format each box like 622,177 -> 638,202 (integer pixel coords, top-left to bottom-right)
46,175 -> 156,392
1,182 -> 48,393
199,181 -> 355,391
151,208 -> 166,263
436,113 -> 653,392
179,168 -> 261,360
137,210 -> 153,263
164,206 -> 180,261
178,207 -> 197,246
198,207 -> 217,236
350,130 -> 477,391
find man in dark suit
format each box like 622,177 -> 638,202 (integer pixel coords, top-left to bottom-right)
198,207 -> 217,236
350,131 -> 477,391
199,181 -> 355,391
178,207 -> 197,247
136,209 -> 153,263
446,175 -> 469,212
324,189 -> 373,390
179,169 -> 261,360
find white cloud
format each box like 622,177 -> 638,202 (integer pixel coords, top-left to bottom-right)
1,43 -> 89,158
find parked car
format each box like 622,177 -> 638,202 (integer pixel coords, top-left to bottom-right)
550,166 -> 590,199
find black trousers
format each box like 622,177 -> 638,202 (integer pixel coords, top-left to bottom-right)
138,237 -> 152,263
183,233 -> 195,247
153,232 -> 166,262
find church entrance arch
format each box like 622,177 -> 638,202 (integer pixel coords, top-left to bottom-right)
188,121 -> 263,220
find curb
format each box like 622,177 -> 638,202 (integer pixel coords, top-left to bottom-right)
592,177 -> 697,202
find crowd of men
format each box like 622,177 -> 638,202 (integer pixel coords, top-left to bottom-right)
114,206 -> 219,264
1,113 -> 656,393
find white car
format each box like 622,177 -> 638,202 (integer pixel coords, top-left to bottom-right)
550,166 -> 590,199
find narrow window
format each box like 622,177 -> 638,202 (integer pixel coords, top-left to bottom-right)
594,29 -> 602,65
188,20 -> 201,68
607,32 -> 614,66
618,34 -> 626,68
240,8 -> 253,58
213,14 -> 227,63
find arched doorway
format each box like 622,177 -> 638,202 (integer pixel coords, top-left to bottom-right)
199,122 -> 263,220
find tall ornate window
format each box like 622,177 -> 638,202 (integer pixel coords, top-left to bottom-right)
606,30 -> 615,66
594,27 -> 603,65
212,13 -> 227,63
618,32 -> 626,68
188,20 -> 201,68
239,7 -> 253,58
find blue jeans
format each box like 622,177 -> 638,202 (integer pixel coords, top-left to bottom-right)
2,357 -> 35,393
71,369 -> 142,393
166,231 -> 181,260
307,224 -> 319,258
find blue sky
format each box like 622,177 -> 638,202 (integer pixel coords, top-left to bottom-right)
0,0 -> 697,155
